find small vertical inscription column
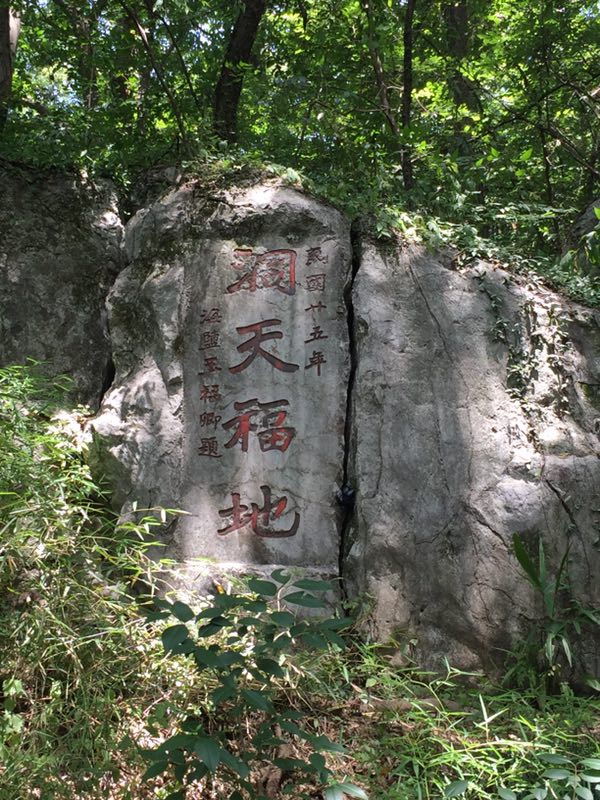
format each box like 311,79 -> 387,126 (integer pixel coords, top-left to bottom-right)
181,227 -> 349,569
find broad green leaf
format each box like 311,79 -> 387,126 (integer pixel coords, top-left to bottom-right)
310,734 -> 346,753
280,709 -> 305,720
142,760 -> 168,780
220,749 -> 250,778
594,207 -> 600,220
292,578 -> 335,591
445,780 -> 469,797
323,785 -> 347,800
270,610 -> 295,626
270,568 -> 291,584
161,624 -> 190,653
334,783 -> 368,799
193,737 -> 222,772
574,787 -> 593,800
318,617 -> 353,630
197,606 -> 232,620
197,620 -> 229,637
279,719 -> 304,737
284,591 -> 325,608
498,789 -> 517,800
170,600 -> 194,622
256,657 -> 284,677
212,684 -> 235,705
309,752 -> 327,771
538,754 -> 572,765
580,775 -> 600,783
581,760 -> 600,771
303,632 -> 332,649
542,769 -> 571,780
526,790 -> 547,800
247,577 -> 278,596
240,689 -> 273,712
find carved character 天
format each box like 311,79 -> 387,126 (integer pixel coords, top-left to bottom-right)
229,318 -> 299,374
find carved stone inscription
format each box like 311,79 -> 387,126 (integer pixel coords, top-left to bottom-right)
181,237 -> 349,568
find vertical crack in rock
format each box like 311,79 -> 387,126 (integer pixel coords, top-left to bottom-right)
338,219 -> 362,585
99,356 -> 116,406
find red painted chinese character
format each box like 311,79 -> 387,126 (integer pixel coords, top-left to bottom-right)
305,302 -> 327,313
222,399 -> 259,452
198,437 -> 221,458
304,325 -> 328,344
217,485 -> 300,538
229,319 -> 299,374
200,384 -> 222,403
226,248 -> 296,296
201,307 -> 223,324
257,407 -> 295,452
199,411 -> 222,429
199,356 -> 221,375
306,350 -> 326,376
306,246 -> 328,266
199,330 -> 220,350
305,273 -> 326,292
222,398 -> 295,453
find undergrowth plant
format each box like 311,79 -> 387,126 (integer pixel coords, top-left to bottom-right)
308,643 -> 600,800
506,534 -> 600,694
143,575 -> 367,800
0,363 -> 178,799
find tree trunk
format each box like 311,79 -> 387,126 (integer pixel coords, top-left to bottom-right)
0,5 -> 20,131
442,0 -> 479,113
213,0 -> 267,144
361,0 -> 400,138
401,0 -> 417,192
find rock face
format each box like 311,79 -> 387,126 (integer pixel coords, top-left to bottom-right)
8,163 -> 595,677
0,162 -> 122,406
346,239 -> 600,677
91,181 -> 351,577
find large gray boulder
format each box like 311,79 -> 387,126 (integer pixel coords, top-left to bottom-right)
91,180 -> 351,580
346,238 -> 600,677
0,162 -> 122,406
85,172 -> 600,677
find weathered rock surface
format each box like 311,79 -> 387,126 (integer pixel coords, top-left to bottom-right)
91,181 -> 351,577
346,238 -> 600,677
0,162 -> 122,406
9,160 -> 595,676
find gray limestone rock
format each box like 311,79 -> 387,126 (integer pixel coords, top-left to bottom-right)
345,239 -> 600,678
91,180 -> 352,579
0,162 -> 122,406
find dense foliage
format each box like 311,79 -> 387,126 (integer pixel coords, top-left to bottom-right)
1,0 -> 599,263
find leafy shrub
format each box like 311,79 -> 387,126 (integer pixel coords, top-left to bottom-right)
142,574 -> 367,800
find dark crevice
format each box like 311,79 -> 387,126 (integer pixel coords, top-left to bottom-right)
99,355 -> 115,406
338,218 -> 362,589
